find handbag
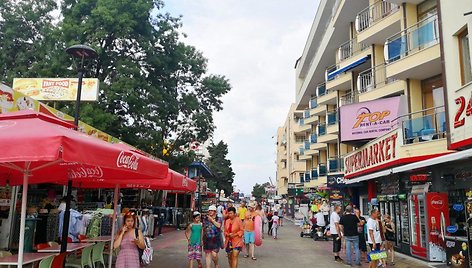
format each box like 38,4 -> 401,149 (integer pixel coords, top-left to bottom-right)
367,250 -> 387,261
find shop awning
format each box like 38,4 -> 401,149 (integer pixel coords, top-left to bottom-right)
327,55 -> 371,81
346,149 -> 471,184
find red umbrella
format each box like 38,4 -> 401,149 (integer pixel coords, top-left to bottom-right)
0,111 -> 168,266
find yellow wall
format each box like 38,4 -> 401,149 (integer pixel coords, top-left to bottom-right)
408,79 -> 422,115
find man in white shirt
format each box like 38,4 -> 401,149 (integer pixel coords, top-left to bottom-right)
329,205 -> 343,263
217,202 -> 224,219
315,210 -> 326,227
367,209 -> 382,268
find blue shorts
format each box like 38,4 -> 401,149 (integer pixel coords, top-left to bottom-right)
244,231 -> 255,244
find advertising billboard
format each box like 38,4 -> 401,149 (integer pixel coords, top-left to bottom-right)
340,96 -> 407,142
12,78 -> 99,101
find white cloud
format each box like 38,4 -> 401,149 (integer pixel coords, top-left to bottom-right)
164,0 -> 319,193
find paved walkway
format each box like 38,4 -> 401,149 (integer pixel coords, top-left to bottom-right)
149,219 -> 433,268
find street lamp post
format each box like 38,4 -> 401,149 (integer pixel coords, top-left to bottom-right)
61,44 -> 98,253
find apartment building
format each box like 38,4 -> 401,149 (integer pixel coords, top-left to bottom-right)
277,0 -> 460,261
276,104 -> 309,196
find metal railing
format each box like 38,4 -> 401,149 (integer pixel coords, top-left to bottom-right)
316,83 -> 327,97
310,133 -> 318,144
401,109 -> 446,144
304,140 -> 311,150
299,147 -> 305,155
298,118 -> 304,126
385,15 -> 439,63
326,64 -> 339,81
327,111 -> 338,126
318,123 -> 327,136
305,172 -> 311,182
310,98 -> 318,109
338,38 -> 370,62
318,163 -> 327,176
356,1 -> 400,32
358,64 -> 397,93
311,168 -> 318,179
304,109 -> 311,119
328,158 -> 344,173
340,91 -> 356,105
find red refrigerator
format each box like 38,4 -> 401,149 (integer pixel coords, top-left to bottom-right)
410,192 -> 449,262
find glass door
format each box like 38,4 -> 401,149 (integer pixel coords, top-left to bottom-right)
418,194 -> 427,248
410,195 -> 418,246
400,201 -> 410,244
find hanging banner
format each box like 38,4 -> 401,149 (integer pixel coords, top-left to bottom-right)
12,78 -> 99,101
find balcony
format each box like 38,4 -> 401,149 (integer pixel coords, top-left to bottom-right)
294,118 -> 311,134
316,83 -> 326,97
311,104 -> 327,117
310,133 -> 318,144
304,114 -> 318,125
318,121 -> 337,143
311,142 -> 327,151
328,158 -> 344,173
309,98 -> 318,109
357,64 -> 406,102
401,109 -> 446,145
387,0 -> 424,5
318,123 -> 326,136
318,89 -> 338,105
311,168 -> 318,180
318,163 -> 327,177
304,172 -> 311,183
385,15 -> 441,80
340,91 -> 357,106
326,67 -> 352,91
327,111 -> 339,135
304,109 -> 311,119
338,37 -> 370,63
356,1 -> 401,44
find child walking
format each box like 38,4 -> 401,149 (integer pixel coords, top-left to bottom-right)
186,211 -> 203,268
271,211 -> 280,239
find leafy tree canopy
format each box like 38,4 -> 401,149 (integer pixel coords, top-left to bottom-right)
0,0 -> 231,171
205,141 -> 235,196
252,182 -> 270,200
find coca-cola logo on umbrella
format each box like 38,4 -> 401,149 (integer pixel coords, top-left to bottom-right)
68,166 -> 103,179
182,178 -> 188,187
116,151 -> 140,171
431,195 -> 445,210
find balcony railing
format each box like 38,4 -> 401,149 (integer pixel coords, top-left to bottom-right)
305,172 -> 311,183
340,92 -> 356,106
328,158 -> 344,173
310,133 -> 318,144
338,38 -> 370,62
304,109 -> 311,119
327,111 -> 338,126
358,64 -> 392,94
316,83 -> 327,97
298,118 -> 304,126
311,169 -> 318,179
318,123 -> 327,136
299,147 -> 305,155
385,15 -> 439,63
310,98 -> 318,109
401,109 -> 446,144
304,140 -> 311,150
318,163 -> 327,176
356,1 -> 399,32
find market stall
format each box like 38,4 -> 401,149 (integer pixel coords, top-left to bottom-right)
0,111 -> 169,267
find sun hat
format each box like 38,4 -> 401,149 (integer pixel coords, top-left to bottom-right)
193,211 -> 201,216
208,205 -> 217,211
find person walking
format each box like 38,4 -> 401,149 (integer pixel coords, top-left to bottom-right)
238,202 -> 247,223
217,202 -> 225,219
224,207 -> 244,268
255,204 -> 266,238
339,206 -> 361,266
384,214 -> 396,265
330,205 -> 343,263
266,210 -> 273,236
377,214 -> 387,267
354,208 -> 368,263
202,205 -> 223,268
367,209 -> 383,268
113,212 -> 145,268
186,211 -> 203,268
243,203 -> 257,260
271,211 -> 280,239
320,199 -> 330,225
277,206 -> 284,227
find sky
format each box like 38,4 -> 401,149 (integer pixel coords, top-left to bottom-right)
163,1 -> 319,194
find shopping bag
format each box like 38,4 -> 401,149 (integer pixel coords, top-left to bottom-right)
367,250 -> 387,261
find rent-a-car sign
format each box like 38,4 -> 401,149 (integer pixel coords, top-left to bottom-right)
340,96 -> 407,142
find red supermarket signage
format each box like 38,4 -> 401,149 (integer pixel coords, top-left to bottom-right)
409,174 -> 430,182
344,132 -> 398,176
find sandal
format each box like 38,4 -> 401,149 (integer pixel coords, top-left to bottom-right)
252,257 -> 257,260
244,255 -> 249,258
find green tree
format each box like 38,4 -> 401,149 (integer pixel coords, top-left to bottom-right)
252,182 -> 270,200
0,0 -> 231,171
205,141 -> 235,196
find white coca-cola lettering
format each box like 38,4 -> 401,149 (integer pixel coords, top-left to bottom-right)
431,196 -> 445,210
116,151 -> 140,170
68,166 -> 104,179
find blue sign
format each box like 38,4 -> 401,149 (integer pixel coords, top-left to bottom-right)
447,225 -> 459,233
453,204 -> 464,212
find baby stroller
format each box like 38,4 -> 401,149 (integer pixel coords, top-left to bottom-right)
313,225 -> 329,241
300,223 -> 313,238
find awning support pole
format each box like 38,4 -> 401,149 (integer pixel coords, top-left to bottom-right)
17,166 -> 30,268
108,184 -> 120,268
61,179 -> 73,252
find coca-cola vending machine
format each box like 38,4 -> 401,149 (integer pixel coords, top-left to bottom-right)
410,192 -> 449,262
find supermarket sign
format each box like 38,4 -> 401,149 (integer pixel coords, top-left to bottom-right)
12,78 -> 99,101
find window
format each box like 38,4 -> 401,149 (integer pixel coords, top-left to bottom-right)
417,0 -> 437,21
299,173 -> 305,183
459,29 -> 472,85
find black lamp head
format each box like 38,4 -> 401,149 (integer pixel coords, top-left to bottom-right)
65,44 -> 98,59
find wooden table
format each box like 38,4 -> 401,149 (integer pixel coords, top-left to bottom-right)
0,252 -> 56,265
37,243 -> 93,253
82,235 -> 112,243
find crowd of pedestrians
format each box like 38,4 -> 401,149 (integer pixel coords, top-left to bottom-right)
185,201 -> 283,268
314,203 -> 395,267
